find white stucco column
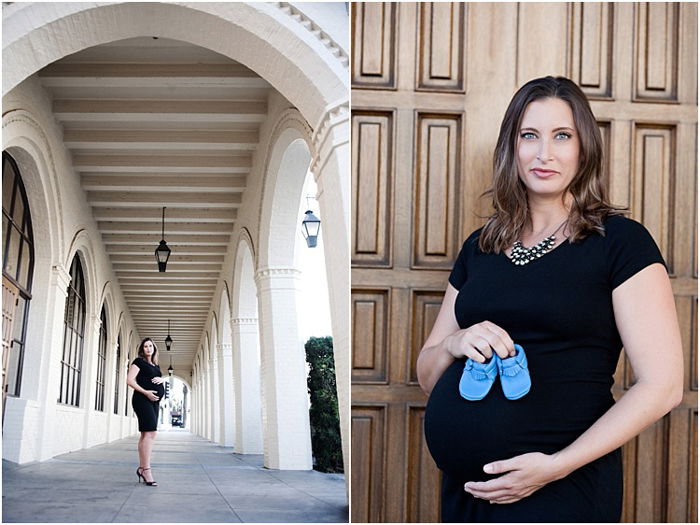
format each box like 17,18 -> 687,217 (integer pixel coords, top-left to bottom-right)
231,317 -> 263,454
255,268 -> 312,470
217,343 -> 235,447
208,354 -> 220,443
82,313 -> 102,448
202,366 -> 210,439
311,102 -> 350,480
36,264 -> 72,461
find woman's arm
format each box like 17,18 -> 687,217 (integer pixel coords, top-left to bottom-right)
465,263 -> 683,503
127,364 -> 160,401
417,284 -> 515,395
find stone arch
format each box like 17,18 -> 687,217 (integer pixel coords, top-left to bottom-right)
258,110 -> 314,269
1,115 -> 64,408
217,283 -> 235,446
255,116 -> 314,469
3,3 -> 347,128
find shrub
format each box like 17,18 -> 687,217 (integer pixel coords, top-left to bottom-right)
305,336 -> 343,473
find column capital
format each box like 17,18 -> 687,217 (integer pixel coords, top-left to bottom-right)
230,317 -> 258,326
217,343 -> 233,356
254,267 -> 301,283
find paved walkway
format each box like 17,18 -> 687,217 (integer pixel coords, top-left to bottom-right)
2,429 -> 348,522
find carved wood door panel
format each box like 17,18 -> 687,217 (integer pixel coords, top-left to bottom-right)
351,2 -> 697,522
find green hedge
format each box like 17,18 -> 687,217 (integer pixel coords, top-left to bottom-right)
305,336 -> 343,473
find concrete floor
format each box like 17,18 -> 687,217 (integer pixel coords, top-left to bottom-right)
2,429 -> 348,523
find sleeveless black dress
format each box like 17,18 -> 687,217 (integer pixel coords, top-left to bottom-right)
131,357 -> 164,432
424,216 -> 665,522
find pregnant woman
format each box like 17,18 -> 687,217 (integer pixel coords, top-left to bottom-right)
418,76 -> 683,522
127,337 -> 166,487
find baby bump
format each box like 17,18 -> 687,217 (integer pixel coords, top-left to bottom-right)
424,359 -> 612,480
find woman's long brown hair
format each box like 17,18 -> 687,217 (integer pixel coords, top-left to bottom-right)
479,76 -> 626,253
137,337 -> 159,365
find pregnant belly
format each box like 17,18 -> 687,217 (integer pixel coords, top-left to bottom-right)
424,359 -> 613,481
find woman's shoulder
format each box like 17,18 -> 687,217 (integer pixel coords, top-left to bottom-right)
601,214 -> 654,241
132,357 -> 143,367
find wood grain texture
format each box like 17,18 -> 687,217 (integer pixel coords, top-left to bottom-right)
352,111 -> 394,267
351,405 -> 388,522
406,406 -> 441,522
352,3 -> 697,522
408,290 -> 443,385
352,289 -> 389,384
352,3 -> 397,89
417,3 -> 465,92
571,3 -> 614,98
635,3 -> 680,101
413,113 -> 461,269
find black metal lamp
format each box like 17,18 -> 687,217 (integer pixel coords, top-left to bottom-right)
165,319 -> 172,351
155,206 -> 171,272
168,354 -> 173,376
301,209 -> 321,248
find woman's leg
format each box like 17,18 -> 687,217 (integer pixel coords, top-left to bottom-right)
138,432 -> 147,469
142,431 -> 157,481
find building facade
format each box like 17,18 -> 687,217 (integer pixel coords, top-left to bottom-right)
2,1 -> 349,478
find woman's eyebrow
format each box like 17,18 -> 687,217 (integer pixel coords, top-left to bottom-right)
519,126 -> 575,132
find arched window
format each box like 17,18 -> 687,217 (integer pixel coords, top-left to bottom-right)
2,152 -> 35,403
95,306 -> 107,411
59,255 -> 86,406
114,333 -> 121,415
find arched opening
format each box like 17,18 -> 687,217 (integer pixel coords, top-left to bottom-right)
257,125 -> 315,469
2,152 -> 35,420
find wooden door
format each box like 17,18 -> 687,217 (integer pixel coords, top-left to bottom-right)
350,3 -> 697,522
2,275 -> 19,421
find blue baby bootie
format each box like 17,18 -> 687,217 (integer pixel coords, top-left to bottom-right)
497,343 -> 531,400
459,356 -> 498,401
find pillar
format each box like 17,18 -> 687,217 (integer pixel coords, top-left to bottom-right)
255,268 -> 312,470
231,317 -> 263,454
217,343 -> 235,446
311,102 -> 350,482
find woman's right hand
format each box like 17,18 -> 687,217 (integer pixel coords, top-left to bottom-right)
444,320 -> 516,362
144,390 -> 160,402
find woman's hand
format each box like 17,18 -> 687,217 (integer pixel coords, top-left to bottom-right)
464,452 -> 566,504
444,320 -> 515,362
144,390 -> 160,402
151,377 -> 165,385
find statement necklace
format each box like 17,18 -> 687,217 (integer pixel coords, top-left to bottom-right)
509,219 -> 568,266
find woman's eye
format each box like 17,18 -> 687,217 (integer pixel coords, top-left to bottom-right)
555,132 -> 572,140
521,132 -> 536,139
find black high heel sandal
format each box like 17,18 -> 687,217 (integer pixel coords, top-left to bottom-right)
136,466 -> 145,482
140,467 -> 158,486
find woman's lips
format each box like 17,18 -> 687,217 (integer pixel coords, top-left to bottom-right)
531,168 -> 559,178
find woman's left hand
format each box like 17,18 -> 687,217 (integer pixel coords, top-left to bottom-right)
151,377 -> 166,385
464,452 -> 566,504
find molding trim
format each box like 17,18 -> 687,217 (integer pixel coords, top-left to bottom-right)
254,267 -> 302,282
311,100 -> 349,173
276,2 -> 349,67
230,317 -> 258,326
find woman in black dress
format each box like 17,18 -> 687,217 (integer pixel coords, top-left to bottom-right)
127,337 -> 166,486
418,76 -> 683,522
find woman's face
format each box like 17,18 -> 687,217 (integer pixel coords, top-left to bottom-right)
143,340 -> 154,357
516,97 -> 580,202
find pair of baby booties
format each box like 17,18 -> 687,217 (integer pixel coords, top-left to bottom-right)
459,344 -> 531,401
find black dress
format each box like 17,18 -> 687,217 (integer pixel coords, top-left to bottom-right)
131,357 -> 164,432
424,216 -> 665,522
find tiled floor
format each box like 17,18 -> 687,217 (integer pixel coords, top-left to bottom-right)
2,430 -> 348,522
